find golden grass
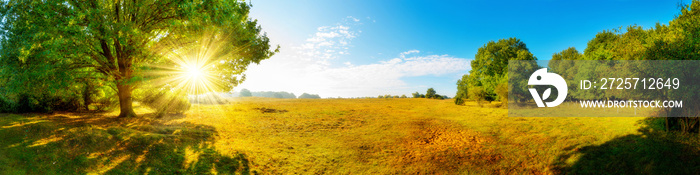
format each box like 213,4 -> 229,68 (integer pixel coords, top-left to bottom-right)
174,98 -> 648,174
3,97 -> 693,174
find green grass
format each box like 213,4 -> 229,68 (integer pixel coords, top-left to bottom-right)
1,98 -> 699,174
0,111 -> 249,174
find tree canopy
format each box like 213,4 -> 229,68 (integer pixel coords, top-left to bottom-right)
455,38 -> 538,105
0,0 -> 278,117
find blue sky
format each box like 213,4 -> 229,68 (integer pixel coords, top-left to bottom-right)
237,0 -> 680,98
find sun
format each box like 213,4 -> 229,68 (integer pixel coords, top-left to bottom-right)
145,34 -> 231,96
185,65 -> 204,80
176,61 -> 217,95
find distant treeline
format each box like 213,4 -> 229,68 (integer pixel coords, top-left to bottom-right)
252,91 -> 296,99
238,89 -> 321,99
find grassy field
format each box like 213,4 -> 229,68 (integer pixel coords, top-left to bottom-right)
1,98 -> 699,174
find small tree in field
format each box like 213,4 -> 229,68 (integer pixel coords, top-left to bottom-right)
412,92 -> 421,98
426,88 -> 437,99
455,74 -> 469,105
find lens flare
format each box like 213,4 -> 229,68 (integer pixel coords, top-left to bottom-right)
172,56 -> 222,96
185,65 -> 204,80
141,32 -> 247,113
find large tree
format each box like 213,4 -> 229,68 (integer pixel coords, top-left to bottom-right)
548,47 -> 582,101
464,38 -> 538,103
0,0 -> 278,117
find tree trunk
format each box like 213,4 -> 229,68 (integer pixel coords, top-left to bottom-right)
117,82 -> 137,118
82,81 -> 92,111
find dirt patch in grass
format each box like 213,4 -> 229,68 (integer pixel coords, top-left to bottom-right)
253,107 -> 288,114
392,119 -> 501,174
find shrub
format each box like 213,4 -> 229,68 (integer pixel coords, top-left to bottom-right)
140,89 -> 191,117
454,97 -> 465,105
495,83 -> 508,107
469,86 -> 486,107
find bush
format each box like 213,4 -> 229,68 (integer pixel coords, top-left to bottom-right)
454,97 -> 465,105
140,89 -> 191,117
0,93 -> 81,113
495,83 -> 508,107
469,86 -> 486,107
0,96 -> 16,112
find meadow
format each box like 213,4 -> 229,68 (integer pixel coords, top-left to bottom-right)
1,98 -> 699,174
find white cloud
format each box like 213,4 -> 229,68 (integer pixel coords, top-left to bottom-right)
296,22 -> 358,64
237,18 -> 471,98
240,50 -> 470,97
347,16 -> 360,22
399,50 -> 420,58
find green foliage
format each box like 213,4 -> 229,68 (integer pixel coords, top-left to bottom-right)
412,92 -> 422,98
494,83 -> 508,107
0,0 -> 278,116
544,0 -> 700,133
455,74 -> 469,103
583,31 -> 619,60
400,94 -> 408,98
549,47 -> 582,78
547,47 -> 582,102
472,38 -> 533,77
0,113 -> 250,174
469,86 -> 487,107
426,88 -> 437,99
93,85 -> 119,111
454,97 -> 465,105
458,38 -> 538,105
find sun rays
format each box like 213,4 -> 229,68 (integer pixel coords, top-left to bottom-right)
139,32 -> 242,109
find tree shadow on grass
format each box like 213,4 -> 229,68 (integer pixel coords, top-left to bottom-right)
552,118 -> 700,174
0,112 -> 252,174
